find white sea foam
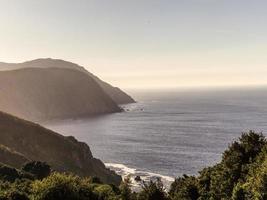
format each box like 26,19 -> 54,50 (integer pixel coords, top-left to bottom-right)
120,102 -> 145,112
105,163 -> 136,175
105,163 -> 174,190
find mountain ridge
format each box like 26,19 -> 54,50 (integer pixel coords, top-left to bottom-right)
0,67 -> 122,122
0,58 -> 135,104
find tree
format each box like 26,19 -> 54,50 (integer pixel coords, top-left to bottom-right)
169,175 -> 199,200
232,183 -> 247,200
138,178 -> 168,200
0,164 -> 20,182
120,176 -> 132,200
206,131 -> 266,199
31,173 -> 98,200
22,161 -> 51,179
7,191 -> 29,200
169,131 -> 267,199
94,184 -> 117,200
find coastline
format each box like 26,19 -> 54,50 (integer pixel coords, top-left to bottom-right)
105,163 -> 174,191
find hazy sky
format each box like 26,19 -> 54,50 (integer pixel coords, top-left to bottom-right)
0,0 -> 267,89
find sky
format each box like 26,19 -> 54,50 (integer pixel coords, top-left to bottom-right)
0,0 -> 267,89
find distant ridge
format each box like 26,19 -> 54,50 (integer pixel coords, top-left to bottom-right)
0,58 -> 135,104
0,67 -> 121,121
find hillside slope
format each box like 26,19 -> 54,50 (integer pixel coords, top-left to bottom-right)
0,145 -> 30,168
0,58 -> 135,104
0,67 -> 121,121
0,111 -> 121,185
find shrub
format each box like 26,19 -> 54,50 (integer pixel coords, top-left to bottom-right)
94,184 -> 117,200
169,175 -> 199,200
119,176 -> 132,200
22,161 -> 51,180
0,164 -> 20,182
31,173 -> 97,200
7,191 -> 29,200
138,178 -> 168,200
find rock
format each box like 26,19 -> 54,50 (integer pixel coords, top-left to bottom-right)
135,176 -> 142,182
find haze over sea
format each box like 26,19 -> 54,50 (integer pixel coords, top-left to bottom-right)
46,87 -> 267,188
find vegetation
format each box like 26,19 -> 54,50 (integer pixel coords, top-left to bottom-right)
1,131 -> 267,199
169,130 -> 267,200
22,161 -> 51,180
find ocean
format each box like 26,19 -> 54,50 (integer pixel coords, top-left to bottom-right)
45,87 -> 267,188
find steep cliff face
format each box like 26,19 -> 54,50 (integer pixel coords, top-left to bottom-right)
0,58 -> 135,104
0,111 -> 121,185
0,67 -> 121,122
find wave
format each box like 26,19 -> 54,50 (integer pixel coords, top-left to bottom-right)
105,163 -> 174,190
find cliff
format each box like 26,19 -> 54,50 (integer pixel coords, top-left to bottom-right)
0,111 -> 121,185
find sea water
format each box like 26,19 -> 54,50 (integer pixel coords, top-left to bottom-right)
45,87 -> 267,189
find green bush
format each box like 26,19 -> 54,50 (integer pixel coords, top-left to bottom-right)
31,173 -> 97,200
7,191 -> 29,200
119,176 -> 132,200
170,131 -> 267,200
0,164 -> 21,182
0,179 -> 31,200
94,184 -> 117,200
22,161 -> 51,180
169,175 -> 199,200
138,179 -> 168,200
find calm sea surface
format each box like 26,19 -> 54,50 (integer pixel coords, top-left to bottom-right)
45,88 -> 267,187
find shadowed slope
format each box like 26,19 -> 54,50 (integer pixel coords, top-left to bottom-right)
0,67 -> 121,122
0,58 -> 135,104
0,145 -> 30,169
0,111 -> 121,185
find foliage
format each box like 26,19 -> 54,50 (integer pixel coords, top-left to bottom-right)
138,178 -> 169,200
169,175 -> 199,200
94,184 -> 118,200
0,131 -> 266,199
91,176 -> 103,184
22,161 -> 51,180
119,176 -> 132,200
0,164 -> 21,182
31,173 -> 97,200
0,179 -> 32,200
169,131 -> 267,199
